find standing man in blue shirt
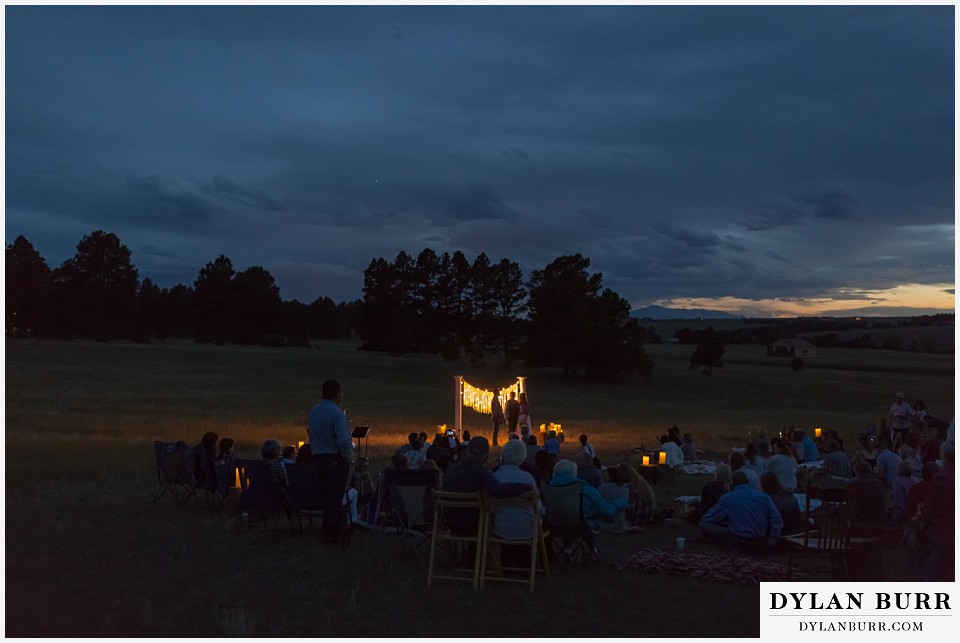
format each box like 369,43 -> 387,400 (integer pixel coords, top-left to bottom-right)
308,379 -> 354,547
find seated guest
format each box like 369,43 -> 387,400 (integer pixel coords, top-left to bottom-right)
743,441 -> 766,475
729,451 -> 762,491
919,427 -> 942,464
849,461 -> 887,529
398,433 -> 425,470
699,471 -> 783,548
547,459 -> 628,524
215,437 -> 235,466
194,431 -> 219,487
755,430 -> 772,458
852,434 -> 878,470
667,425 -> 684,447
524,434 -> 541,465
822,429 -> 844,451
576,451 -> 602,488
919,442 -> 954,581
695,463 -> 733,521
760,470 -> 801,535
905,461 -> 941,520
349,457 -> 375,510
597,465 -> 631,533
281,444 -> 297,467
681,432 -> 698,463
426,436 -> 453,472
578,433 -> 597,459
260,439 -> 289,488
795,429 -> 821,464
533,449 -> 554,482
547,459 -> 628,557
489,439 -> 540,541
543,430 -> 561,460
419,431 -> 432,455
442,436 -> 531,535
821,439 -> 853,478
890,461 -> 918,523
658,434 -> 684,467
619,462 -> 657,525
875,438 -> 901,489
765,439 -> 799,491
295,443 -> 313,464
898,433 -> 922,476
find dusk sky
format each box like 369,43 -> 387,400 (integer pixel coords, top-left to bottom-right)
4,4 -> 955,317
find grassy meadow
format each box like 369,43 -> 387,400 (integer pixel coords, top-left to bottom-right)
4,337 -> 955,637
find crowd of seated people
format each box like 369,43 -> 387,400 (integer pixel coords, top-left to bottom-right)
204,416 -> 952,584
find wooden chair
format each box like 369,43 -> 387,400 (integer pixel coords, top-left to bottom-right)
480,489 -> 551,593
785,485 -> 860,580
427,490 -> 486,589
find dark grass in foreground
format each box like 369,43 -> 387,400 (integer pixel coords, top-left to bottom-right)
4,477 -> 768,638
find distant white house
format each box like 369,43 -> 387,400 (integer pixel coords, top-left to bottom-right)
767,338 -> 818,359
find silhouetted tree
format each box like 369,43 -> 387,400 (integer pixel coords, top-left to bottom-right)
131,278 -> 165,342
490,258 -> 526,369
193,255 -> 236,344
232,266 -> 283,345
525,254 -> 602,374
525,254 -> 652,381
435,250 -> 472,359
6,235 -> 52,337
54,230 -> 139,340
690,332 -> 725,374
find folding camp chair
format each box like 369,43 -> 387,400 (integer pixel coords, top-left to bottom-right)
235,459 -> 288,533
193,456 -> 234,513
540,481 -> 599,567
153,440 -> 197,505
286,462 -> 325,533
380,468 -> 440,564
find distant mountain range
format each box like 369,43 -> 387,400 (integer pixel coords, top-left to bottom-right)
630,305 -> 739,320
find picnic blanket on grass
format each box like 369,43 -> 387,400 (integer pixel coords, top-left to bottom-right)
612,548 -> 806,584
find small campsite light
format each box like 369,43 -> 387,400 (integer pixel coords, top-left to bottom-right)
814,427 -> 822,438
642,455 -> 651,466
658,451 -> 667,465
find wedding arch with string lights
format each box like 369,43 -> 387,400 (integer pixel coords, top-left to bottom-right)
453,375 -> 526,436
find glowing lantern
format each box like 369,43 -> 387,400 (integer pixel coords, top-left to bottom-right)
658,451 -> 667,465
234,466 -> 241,488
642,455 -> 650,466
814,428 -> 822,438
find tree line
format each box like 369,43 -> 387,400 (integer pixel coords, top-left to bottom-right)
6,232 -> 354,346
6,231 -> 657,382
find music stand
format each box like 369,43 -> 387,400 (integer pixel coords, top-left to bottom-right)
352,426 -> 371,459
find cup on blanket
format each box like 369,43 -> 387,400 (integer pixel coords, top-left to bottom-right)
676,537 -> 685,552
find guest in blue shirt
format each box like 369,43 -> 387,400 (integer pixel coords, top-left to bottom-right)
795,429 -> 821,463
699,472 -> 783,547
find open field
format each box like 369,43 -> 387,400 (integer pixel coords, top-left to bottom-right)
4,338 -> 955,636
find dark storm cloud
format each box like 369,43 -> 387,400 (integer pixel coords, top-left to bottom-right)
4,5 -> 953,311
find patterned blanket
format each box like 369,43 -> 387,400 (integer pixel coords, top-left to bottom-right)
612,548 -> 806,584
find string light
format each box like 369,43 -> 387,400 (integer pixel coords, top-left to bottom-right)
461,379 -> 522,416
